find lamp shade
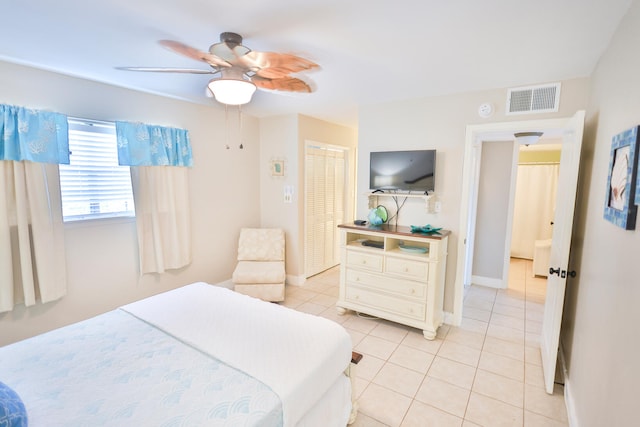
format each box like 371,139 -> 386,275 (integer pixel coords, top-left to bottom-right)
514,131 -> 543,145
207,78 -> 257,105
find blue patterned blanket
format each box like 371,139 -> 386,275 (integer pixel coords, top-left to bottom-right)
0,309 -> 283,426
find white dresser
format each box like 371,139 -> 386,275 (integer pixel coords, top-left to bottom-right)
336,224 -> 449,340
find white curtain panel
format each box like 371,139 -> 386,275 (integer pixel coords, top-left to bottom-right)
0,161 -> 67,313
130,166 -> 192,274
510,164 -> 560,259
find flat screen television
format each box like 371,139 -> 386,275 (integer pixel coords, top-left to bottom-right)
369,149 -> 436,192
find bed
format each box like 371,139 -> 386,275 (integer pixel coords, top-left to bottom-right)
0,282 -> 355,426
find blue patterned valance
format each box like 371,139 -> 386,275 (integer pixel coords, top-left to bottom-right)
1,104 -> 69,164
116,121 -> 193,167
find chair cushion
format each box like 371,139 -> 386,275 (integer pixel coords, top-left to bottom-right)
232,261 -> 286,284
234,283 -> 285,302
237,228 -> 285,261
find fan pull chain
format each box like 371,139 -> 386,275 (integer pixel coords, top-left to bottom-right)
238,105 -> 244,149
224,104 -> 230,149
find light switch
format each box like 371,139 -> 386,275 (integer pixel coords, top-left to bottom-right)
284,185 -> 294,203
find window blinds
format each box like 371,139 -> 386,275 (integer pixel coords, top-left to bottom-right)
59,118 -> 135,221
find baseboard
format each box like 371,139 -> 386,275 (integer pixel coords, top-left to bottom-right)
470,275 -> 504,289
564,377 -> 579,427
286,274 -> 306,287
443,311 -> 459,326
559,343 -> 579,427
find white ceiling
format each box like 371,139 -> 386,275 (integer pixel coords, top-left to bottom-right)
0,0 -> 632,128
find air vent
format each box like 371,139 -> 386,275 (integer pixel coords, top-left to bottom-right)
506,83 -> 561,115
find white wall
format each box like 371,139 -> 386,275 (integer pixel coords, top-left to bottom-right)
259,115 -> 300,282
472,141 -> 514,284
260,114 -> 357,283
0,61 -> 261,345
358,78 -> 590,311
562,1 -> 640,425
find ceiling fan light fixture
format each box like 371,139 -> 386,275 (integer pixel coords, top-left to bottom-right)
514,131 -> 544,146
207,78 -> 257,105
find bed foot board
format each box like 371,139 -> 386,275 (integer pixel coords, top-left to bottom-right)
346,351 -> 363,425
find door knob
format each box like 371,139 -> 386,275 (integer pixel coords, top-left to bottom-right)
549,267 -> 576,278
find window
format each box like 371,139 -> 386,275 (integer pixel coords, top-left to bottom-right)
59,118 -> 135,221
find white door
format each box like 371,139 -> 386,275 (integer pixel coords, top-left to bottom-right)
540,110 -> 585,394
304,145 -> 346,277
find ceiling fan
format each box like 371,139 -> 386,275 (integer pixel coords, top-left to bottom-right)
117,32 -> 319,106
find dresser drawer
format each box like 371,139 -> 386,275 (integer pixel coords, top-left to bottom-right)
345,286 -> 426,321
345,269 -> 427,299
385,256 -> 429,281
346,250 -> 383,272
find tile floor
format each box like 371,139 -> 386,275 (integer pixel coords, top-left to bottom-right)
282,258 -> 568,427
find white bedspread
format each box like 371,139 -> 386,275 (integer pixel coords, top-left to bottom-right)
122,282 -> 352,426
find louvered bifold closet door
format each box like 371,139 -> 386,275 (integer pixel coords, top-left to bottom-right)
304,146 -> 346,278
306,147 -> 326,277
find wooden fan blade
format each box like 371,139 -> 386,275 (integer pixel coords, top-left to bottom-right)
235,50 -> 319,79
116,66 -> 217,74
252,75 -> 314,93
159,40 -> 230,68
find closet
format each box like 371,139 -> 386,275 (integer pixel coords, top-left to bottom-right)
304,144 -> 347,277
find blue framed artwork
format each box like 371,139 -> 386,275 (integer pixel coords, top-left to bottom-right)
637,143 -> 640,205
604,125 -> 639,230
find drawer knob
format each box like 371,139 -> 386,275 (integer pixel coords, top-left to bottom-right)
411,288 -> 416,294
404,267 -> 409,272
362,260 -> 367,264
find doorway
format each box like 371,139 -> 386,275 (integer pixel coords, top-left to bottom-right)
455,117 -> 574,318
455,112 -> 585,394
465,138 -> 562,292
509,142 -> 561,280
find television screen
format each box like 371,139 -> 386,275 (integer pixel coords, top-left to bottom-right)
369,150 -> 436,192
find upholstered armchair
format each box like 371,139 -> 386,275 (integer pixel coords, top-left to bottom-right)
232,228 -> 286,302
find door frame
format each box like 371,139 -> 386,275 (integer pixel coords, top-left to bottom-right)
452,117 -> 571,325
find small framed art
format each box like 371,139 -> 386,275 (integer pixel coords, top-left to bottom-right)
271,160 -> 285,177
604,125 -> 639,230
636,145 -> 640,206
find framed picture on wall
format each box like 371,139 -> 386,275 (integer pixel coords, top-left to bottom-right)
636,144 -> 640,205
271,159 -> 285,176
604,125 -> 639,230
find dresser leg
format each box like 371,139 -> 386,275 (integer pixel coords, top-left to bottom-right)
422,329 -> 437,340
336,306 -> 347,315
